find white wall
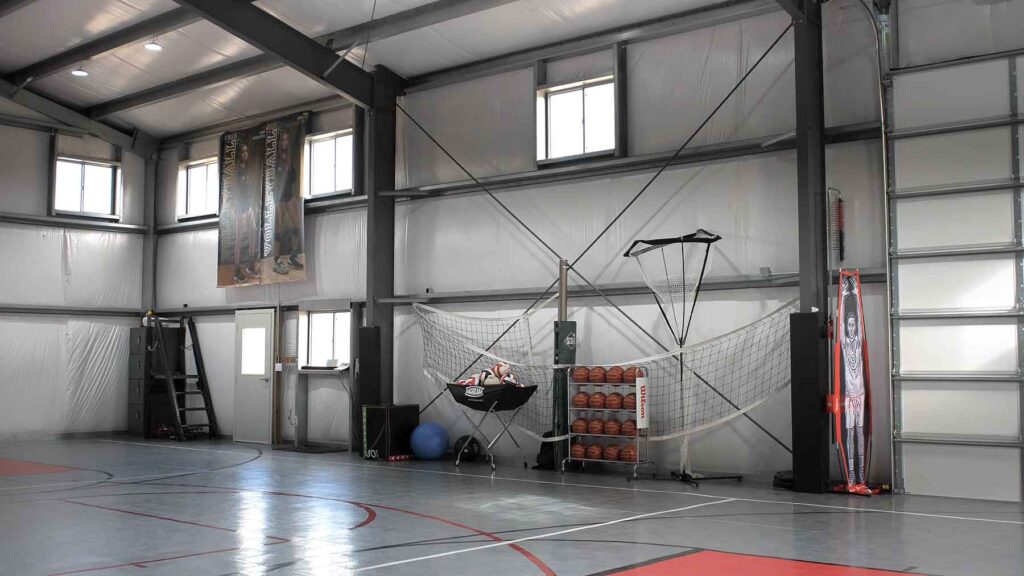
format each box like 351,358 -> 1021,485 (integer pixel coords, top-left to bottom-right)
0,122 -> 147,439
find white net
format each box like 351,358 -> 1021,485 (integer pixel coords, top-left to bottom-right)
414,298 -> 798,442
624,229 -> 720,347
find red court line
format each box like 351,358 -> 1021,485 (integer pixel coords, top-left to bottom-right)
0,457 -> 75,477
62,499 -> 242,535
608,550 -> 916,576
47,542 -> 289,576
348,501 -> 378,530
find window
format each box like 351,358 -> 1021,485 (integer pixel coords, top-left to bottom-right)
53,157 -> 121,218
307,130 -> 354,197
177,158 -> 219,220
537,76 -> 616,162
304,311 -> 351,368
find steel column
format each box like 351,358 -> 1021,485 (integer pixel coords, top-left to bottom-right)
365,67 -> 402,405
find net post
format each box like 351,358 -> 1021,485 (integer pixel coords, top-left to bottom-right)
552,259 -> 574,466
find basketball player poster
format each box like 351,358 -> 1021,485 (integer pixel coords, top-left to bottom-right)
260,116 -> 307,283
831,270 -> 874,496
217,125 -> 265,287
217,114 -> 307,287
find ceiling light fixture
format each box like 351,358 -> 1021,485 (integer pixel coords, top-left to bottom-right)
144,41 -> 162,52
71,67 -> 88,77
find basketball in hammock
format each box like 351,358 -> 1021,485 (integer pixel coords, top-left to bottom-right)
623,229 -> 721,348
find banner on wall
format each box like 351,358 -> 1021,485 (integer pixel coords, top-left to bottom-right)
217,114 -> 307,287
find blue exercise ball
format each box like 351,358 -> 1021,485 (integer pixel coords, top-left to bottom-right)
410,422 -> 449,460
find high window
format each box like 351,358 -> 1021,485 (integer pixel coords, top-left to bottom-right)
537,76 -> 616,162
307,130 -> 354,197
176,158 -> 219,220
53,157 -> 121,219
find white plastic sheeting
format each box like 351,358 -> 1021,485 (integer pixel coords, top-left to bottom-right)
893,60 -> 1011,129
0,316 -> 134,439
0,223 -> 142,309
898,0 -> 1024,68
157,209 -> 366,309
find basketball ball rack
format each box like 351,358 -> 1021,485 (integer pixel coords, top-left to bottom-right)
561,367 -> 655,480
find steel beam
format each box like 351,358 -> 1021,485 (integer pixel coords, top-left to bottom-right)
0,0 -> 36,20
172,0 -> 373,108
0,210 -> 147,234
0,77 -> 158,156
773,0 -> 805,23
364,68 -> 401,404
7,8 -> 201,85
91,0 -> 516,119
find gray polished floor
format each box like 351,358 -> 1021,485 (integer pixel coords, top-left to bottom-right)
0,437 -> 1021,575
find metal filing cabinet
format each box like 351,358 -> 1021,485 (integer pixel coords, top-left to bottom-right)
128,326 -> 181,437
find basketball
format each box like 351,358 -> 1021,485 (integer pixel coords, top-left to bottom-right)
603,444 -> 620,460
571,442 -> 586,459
621,419 -> 637,436
572,366 -> 589,383
620,445 -> 638,462
586,443 -> 604,459
604,419 -> 621,435
606,392 -> 623,409
587,418 -> 605,435
571,418 -> 588,434
623,392 -> 636,410
623,366 -> 637,383
589,391 -> 606,409
606,366 -> 624,384
572,392 -> 590,408
588,366 -> 607,383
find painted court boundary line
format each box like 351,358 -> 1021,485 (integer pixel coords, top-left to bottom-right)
351,498 -> 736,572
28,439 -> 1024,527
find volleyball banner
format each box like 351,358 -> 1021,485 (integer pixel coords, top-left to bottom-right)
831,269 -> 873,496
217,114 -> 307,287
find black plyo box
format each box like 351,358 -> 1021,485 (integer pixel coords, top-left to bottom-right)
362,404 -> 419,461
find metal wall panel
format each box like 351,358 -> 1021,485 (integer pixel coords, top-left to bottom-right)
894,127 -> 1013,189
0,125 -> 51,217
903,443 -> 1021,502
893,61 -> 1011,129
896,256 -> 1016,311
896,191 -> 1014,250
897,0 -> 1024,68
899,319 -> 1018,373
902,380 -> 1019,437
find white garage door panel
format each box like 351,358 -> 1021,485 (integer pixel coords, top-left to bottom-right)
903,443 -> 1021,502
894,127 -> 1013,189
902,380 -> 1019,437
893,60 -> 1010,129
896,191 -> 1014,250
896,256 -> 1016,312
899,320 -> 1018,373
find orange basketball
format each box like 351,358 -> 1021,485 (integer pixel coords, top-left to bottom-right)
589,392 -> 606,409
586,443 -> 604,460
620,445 -> 638,462
623,393 -> 637,410
572,366 -> 590,383
621,419 -> 637,436
571,442 -> 586,459
588,366 -> 607,383
587,418 -> 605,435
623,366 -> 637,383
604,419 -> 621,436
605,392 -> 623,410
603,444 -> 620,461
572,392 -> 590,408
571,418 -> 588,434
606,366 -> 624,384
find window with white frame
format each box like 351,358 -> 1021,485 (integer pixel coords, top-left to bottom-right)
176,158 -> 219,220
53,157 -> 121,218
303,310 -> 351,368
307,130 -> 354,197
537,76 -> 616,162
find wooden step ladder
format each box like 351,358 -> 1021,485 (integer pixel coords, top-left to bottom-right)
149,315 -> 219,440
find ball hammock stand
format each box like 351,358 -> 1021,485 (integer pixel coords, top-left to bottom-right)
625,230 -> 745,488
448,382 -> 537,471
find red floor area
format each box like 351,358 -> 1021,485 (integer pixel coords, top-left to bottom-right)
0,457 -> 74,477
610,550 -> 914,576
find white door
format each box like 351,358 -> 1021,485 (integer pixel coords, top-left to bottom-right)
234,309 -> 275,444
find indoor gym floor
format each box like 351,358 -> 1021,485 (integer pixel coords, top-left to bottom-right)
0,437 -> 1021,576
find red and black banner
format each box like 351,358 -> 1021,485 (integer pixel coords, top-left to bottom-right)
217,114 -> 307,287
